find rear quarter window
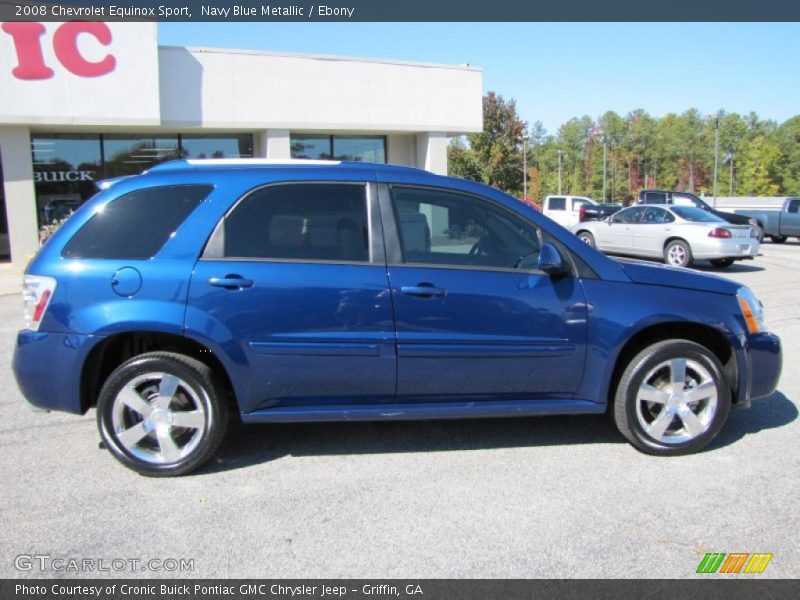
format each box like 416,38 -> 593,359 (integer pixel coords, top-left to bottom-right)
61,185 -> 212,259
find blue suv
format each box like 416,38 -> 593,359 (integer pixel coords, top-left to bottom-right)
13,160 -> 782,476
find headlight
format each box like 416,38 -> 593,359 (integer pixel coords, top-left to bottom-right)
737,286 -> 767,334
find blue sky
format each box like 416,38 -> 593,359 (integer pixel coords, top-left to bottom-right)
158,22 -> 800,135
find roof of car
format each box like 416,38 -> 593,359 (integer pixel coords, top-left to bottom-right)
146,158 -> 429,176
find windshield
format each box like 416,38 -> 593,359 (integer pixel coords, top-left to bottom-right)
672,192 -> 711,211
671,206 -> 725,223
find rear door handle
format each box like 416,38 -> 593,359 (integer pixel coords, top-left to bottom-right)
209,275 -> 254,290
401,284 -> 447,298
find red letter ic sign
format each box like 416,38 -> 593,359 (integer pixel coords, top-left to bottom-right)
3,21 -> 116,80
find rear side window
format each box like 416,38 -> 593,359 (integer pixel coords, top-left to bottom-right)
62,185 -> 211,259
548,197 -> 566,210
224,183 -> 369,262
643,192 -> 667,204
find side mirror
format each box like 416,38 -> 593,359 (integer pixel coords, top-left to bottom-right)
538,243 -> 569,276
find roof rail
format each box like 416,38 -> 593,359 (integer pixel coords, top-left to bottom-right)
146,158 -> 342,172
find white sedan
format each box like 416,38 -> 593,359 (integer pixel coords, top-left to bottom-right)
572,205 -> 759,268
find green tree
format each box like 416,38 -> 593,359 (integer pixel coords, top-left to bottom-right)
737,136 -> 782,195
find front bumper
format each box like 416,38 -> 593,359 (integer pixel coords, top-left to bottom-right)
740,332 -> 782,406
12,330 -> 102,414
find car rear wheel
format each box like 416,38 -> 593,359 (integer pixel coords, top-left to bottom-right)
613,340 -> 730,455
577,231 -> 595,248
709,258 -> 734,269
770,235 -> 787,243
664,239 -> 693,268
97,352 -> 228,477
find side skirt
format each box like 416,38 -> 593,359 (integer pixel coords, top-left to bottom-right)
241,399 -> 605,423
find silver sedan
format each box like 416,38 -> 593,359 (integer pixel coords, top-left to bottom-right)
572,205 -> 760,268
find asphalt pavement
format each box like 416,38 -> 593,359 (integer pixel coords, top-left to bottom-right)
1,243 -> 798,579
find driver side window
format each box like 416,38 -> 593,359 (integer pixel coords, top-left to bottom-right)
391,186 -> 541,270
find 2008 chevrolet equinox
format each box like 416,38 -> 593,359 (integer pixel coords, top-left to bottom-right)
13,159 -> 782,476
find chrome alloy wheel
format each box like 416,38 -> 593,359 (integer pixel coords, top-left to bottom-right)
667,244 -> 687,266
634,358 -> 719,444
111,372 -> 208,464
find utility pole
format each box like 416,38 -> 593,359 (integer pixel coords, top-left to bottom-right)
713,115 -> 720,207
557,149 -> 563,195
523,137 -> 528,201
729,154 -> 734,195
602,142 -> 607,201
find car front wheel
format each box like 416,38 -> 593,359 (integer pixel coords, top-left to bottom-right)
613,340 -> 730,455
770,235 -> 787,243
97,352 -> 228,476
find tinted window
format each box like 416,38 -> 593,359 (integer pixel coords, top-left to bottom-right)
392,187 -> 541,270
224,184 -> 369,262
548,197 -> 566,210
671,207 -> 724,222
62,185 -> 210,259
332,137 -> 386,163
787,199 -> 800,214
643,192 -> 668,204
612,207 -> 645,224
641,207 -> 674,224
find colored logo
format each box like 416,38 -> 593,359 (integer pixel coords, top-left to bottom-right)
696,552 -> 773,574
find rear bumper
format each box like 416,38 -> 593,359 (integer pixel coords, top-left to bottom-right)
741,332 -> 782,405
12,330 -> 101,414
692,237 -> 760,260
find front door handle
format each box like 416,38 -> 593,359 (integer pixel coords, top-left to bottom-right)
209,275 -> 254,290
401,283 -> 447,298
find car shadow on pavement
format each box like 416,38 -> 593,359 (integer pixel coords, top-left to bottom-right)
707,391 -> 797,450
694,262 -> 765,273
207,412 -> 623,473
204,392 -> 796,473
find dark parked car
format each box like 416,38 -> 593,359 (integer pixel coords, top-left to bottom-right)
637,189 -> 757,233
735,197 -> 800,243
13,160 -> 782,476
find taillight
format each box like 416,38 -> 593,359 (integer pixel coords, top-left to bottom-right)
22,275 -> 57,332
579,205 -> 587,222
708,228 -> 732,239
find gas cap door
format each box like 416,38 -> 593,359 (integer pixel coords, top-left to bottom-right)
111,267 -> 142,297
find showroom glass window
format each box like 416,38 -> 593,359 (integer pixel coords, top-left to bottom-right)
181,134 -> 253,160
102,135 -> 181,178
30,133 -> 253,228
31,134 -> 102,227
290,135 -> 386,163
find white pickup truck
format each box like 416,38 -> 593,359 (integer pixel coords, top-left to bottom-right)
541,195 -> 622,228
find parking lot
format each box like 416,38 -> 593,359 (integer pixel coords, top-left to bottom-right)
1,242 -> 798,580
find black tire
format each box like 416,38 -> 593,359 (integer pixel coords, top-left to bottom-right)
770,235 -> 787,244
613,340 -> 730,456
97,352 -> 229,477
709,258 -> 734,269
664,239 -> 693,268
577,231 -> 596,248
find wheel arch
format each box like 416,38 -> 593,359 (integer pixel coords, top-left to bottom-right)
663,236 -> 690,250
80,331 -> 237,413
607,321 -> 738,410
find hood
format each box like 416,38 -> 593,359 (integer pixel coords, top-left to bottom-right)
616,259 -> 741,295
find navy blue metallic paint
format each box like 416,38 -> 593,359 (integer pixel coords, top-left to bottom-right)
13,161 -> 782,426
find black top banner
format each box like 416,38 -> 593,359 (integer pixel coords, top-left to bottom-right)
1,0 -> 800,22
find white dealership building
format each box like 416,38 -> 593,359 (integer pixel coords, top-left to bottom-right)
0,22 -> 483,266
